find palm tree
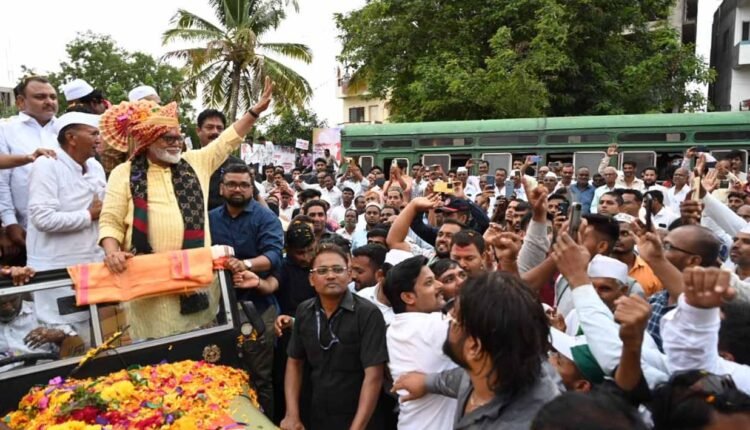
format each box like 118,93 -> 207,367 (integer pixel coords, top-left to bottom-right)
162,0 -> 313,121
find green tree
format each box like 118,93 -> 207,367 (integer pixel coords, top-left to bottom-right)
336,0 -> 714,121
263,106 -> 326,145
45,32 -> 187,111
162,0 -> 313,121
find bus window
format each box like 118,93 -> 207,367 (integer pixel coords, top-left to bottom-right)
546,134 -> 610,144
482,153 -> 512,173
350,140 -> 375,149
422,154 -> 451,174
711,149 -> 748,173
620,151 -> 656,172
419,138 -> 473,147
358,156 -> 374,174
695,131 -> 750,141
618,132 -> 686,142
381,140 -> 413,148
478,135 -> 538,145
573,151 -> 606,174
450,154 -> 472,171
656,152 -> 685,182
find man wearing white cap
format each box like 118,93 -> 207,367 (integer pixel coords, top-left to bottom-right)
0,76 -> 59,251
564,254 -> 630,336
456,166 -> 479,199
26,112 -> 106,346
61,79 -> 106,114
128,85 -> 160,103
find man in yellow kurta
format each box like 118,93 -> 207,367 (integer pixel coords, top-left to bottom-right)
97,78 -> 273,340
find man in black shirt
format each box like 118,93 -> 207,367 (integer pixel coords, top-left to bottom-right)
281,245 -> 387,430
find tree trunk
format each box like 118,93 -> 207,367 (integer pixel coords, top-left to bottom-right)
228,63 -> 242,122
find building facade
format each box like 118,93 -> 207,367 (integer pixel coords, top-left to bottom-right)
710,0 -> 750,111
336,69 -> 390,124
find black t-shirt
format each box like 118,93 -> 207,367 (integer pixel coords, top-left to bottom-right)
288,290 -> 387,427
276,258 -> 315,315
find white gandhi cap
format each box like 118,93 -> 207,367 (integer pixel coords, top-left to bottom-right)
61,79 -> 94,101
128,85 -> 158,102
55,112 -> 100,135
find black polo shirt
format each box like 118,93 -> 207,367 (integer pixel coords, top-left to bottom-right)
288,289 -> 387,428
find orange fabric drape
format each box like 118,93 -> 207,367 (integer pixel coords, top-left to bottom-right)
68,247 -> 229,306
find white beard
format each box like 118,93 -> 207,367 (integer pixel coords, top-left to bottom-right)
149,146 -> 182,164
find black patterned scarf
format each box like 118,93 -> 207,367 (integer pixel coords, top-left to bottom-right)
130,154 -> 209,314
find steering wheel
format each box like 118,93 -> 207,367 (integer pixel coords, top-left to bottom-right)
0,352 -> 59,368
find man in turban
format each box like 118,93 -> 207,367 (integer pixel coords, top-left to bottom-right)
97,78 -> 273,340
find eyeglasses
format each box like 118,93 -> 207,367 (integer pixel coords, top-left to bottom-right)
310,266 -> 348,276
663,241 -> 696,255
223,181 -> 252,190
160,135 -> 185,145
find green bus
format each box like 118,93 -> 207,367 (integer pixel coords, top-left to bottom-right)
340,112 -> 750,180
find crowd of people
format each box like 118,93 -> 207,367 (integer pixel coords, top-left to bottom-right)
2,75 -> 750,430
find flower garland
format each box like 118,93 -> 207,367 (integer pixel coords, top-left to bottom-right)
3,360 -> 258,429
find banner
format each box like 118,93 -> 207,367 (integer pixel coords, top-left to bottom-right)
295,138 -> 309,150
313,128 -> 342,162
272,145 -> 297,173
243,141 -> 275,166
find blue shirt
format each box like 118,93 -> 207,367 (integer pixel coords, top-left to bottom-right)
209,201 -> 284,309
569,183 -> 596,215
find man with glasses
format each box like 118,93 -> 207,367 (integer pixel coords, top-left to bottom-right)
209,163 -> 283,418
281,245 -> 387,430
98,78 -> 274,340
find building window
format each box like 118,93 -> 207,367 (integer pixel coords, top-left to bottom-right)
349,107 -> 365,123
743,22 -> 750,42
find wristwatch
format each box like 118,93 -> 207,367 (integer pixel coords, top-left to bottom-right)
243,259 -> 254,271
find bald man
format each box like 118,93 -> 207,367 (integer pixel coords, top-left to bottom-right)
666,168 -> 690,213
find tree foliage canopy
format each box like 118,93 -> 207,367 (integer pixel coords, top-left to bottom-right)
336,0 -> 714,121
44,32 -> 186,112
262,105 -> 327,145
162,0 -> 313,121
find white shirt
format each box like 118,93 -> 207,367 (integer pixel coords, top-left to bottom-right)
279,205 -> 294,223
591,184 -> 622,214
662,295 -> 750,394
330,202 -> 355,224
335,227 -> 356,242
387,312 -> 457,430
650,205 -> 679,230
338,177 -> 370,197
666,184 -> 690,213
27,151 -> 106,270
0,301 -> 72,372
356,285 -> 394,325
27,152 -> 106,327
0,112 -> 59,227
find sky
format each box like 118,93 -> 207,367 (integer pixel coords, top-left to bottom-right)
0,0 -> 366,124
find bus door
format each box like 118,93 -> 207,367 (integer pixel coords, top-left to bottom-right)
573,151 -> 606,175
